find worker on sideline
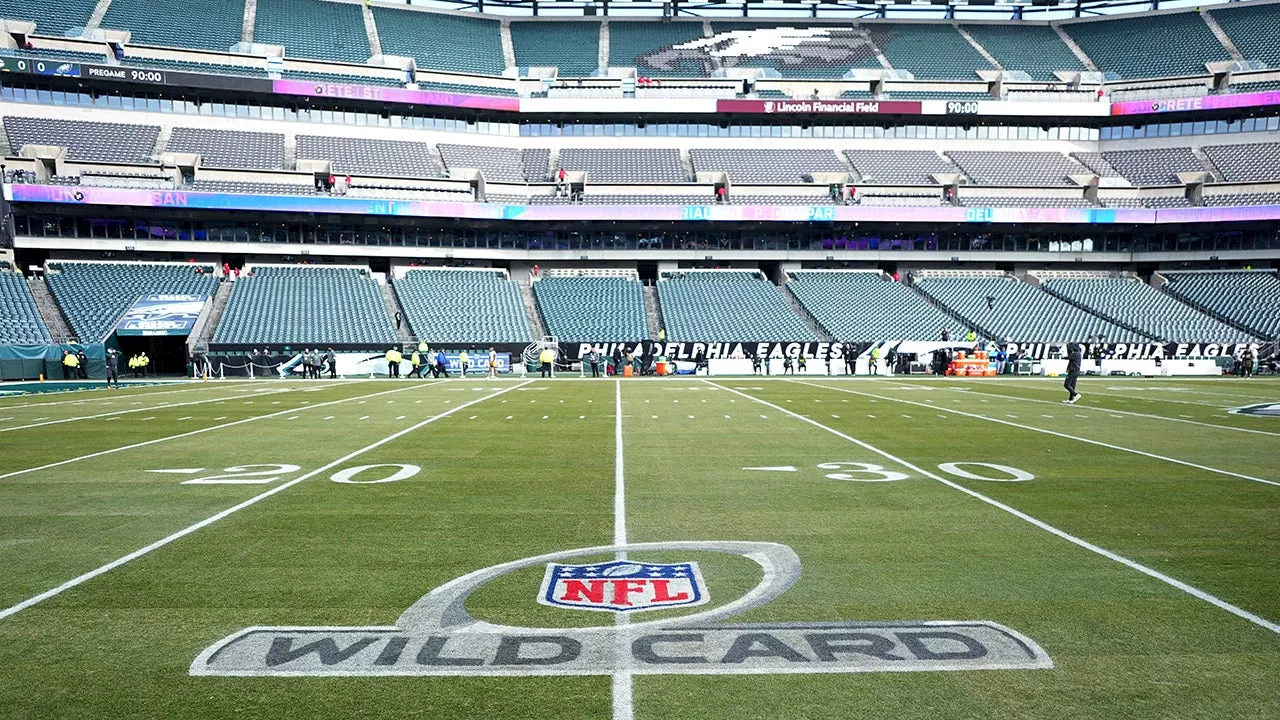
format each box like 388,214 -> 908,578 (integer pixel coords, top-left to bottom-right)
386,346 -> 402,378
459,349 -> 470,378
539,346 -> 555,378
408,348 -> 424,379
488,347 -> 498,380
105,347 -> 121,388
61,349 -> 78,379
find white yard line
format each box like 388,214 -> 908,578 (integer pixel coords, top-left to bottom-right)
789,380 -> 1280,488
612,379 -> 634,720
0,383 -> 344,433
0,380 -> 530,623
708,381 -> 1280,636
0,381 -> 434,482
940,387 -> 1280,438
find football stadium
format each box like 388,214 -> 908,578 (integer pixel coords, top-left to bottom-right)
0,0 -> 1278,715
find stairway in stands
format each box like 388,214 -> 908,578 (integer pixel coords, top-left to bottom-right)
27,277 -> 74,342
517,278 -> 549,338
382,281 -> 415,344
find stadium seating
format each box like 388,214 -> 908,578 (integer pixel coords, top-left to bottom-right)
46,262 -> 217,342
1069,152 -> 1124,179
858,191 -> 943,207
438,144 -> 526,182
608,21 -> 710,77
657,271 -> 816,341
1063,13 -> 1226,79
961,195 -> 1092,208
945,151 -> 1086,186
191,180 -> 318,195
374,7 -> 505,75
534,276 -> 647,341
786,271 -> 957,341
417,81 -> 516,97
732,192 -> 832,205
1203,192 -> 1280,206
0,0 -> 96,36
254,0 -> 369,64
214,266 -> 396,346
523,148 -> 550,182
962,24 -> 1086,81
690,148 -> 847,183
0,273 -> 52,344
0,47 -> 107,64
102,0 -> 243,52
707,23 -> 883,78
122,56 -> 268,78
913,274 -> 1146,342
1210,2 -> 1280,68
296,135 -> 442,177
1162,270 -> 1280,339
844,150 -> 958,184
4,117 -> 159,164
393,269 -> 531,344
1099,148 -> 1205,185
1201,143 -> 1280,183
558,148 -> 685,183
283,69 -> 403,87
511,21 -> 599,76
870,24 -> 993,80
1041,276 -> 1250,342
168,128 -> 285,170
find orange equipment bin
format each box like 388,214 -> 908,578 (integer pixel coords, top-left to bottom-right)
623,365 -> 634,378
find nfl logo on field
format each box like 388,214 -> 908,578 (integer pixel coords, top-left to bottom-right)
539,560 -> 708,613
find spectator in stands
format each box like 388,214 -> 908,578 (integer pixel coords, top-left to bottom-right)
386,346 -> 402,378
556,169 -> 568,198
941,328 -> 950,342
658,327 -> 666,342
716,186 -> 727,204
811,89 -> 820,100
848,185 -> 858,205
586,347 -> 602,378
394,311 -> 402,330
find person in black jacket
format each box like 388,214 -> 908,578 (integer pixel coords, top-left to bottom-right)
1063,342 -> 1083,404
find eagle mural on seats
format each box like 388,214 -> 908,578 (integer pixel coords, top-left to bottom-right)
638,26 -> 883,76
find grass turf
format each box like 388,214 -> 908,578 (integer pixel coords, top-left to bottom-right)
0,375 -> 1276,718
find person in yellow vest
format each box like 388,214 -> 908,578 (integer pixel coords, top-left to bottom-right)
61,349 -> 78,379
459,350 -> 470,378
408,349 -> 423,379
417,340 -> 429,355
538,347 -> 555,378
138,352 -> 149,377
869,346 -> 881,375
385,346 -> 403,378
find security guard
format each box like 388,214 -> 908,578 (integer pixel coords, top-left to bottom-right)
105,348 -> 121,388
538,346 -> 555,378
62,349 -> 78,379
409,349 -> 423,378
385,346 -> 403,378
459,350 -> 470,378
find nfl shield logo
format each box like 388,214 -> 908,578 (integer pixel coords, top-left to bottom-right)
539,560 -> 708,613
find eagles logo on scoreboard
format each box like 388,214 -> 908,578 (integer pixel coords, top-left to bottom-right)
540,560 -> 708,612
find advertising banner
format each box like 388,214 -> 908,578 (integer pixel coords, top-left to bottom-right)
715,98 -> 923,115
115,294 -> 207,336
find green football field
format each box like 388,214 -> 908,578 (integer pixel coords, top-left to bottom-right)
0,374 -> 1277,719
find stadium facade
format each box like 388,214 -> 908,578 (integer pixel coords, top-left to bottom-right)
0,0 -> 1277,377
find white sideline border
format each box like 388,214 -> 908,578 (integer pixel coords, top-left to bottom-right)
0,380 -> 532,623
0,382 -> 344,433
790,380 -> 1280,488
0,381 -> 440,482
0,381 -> 260,410
936,386 -> 1280,438
707,380 -> 1280,636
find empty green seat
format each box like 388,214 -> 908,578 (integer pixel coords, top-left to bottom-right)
394,269 -> 531,344
46,261 -> 216,342
657,271 -> 816,341
214,266 -> 396,346
535,276 -> 647,342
